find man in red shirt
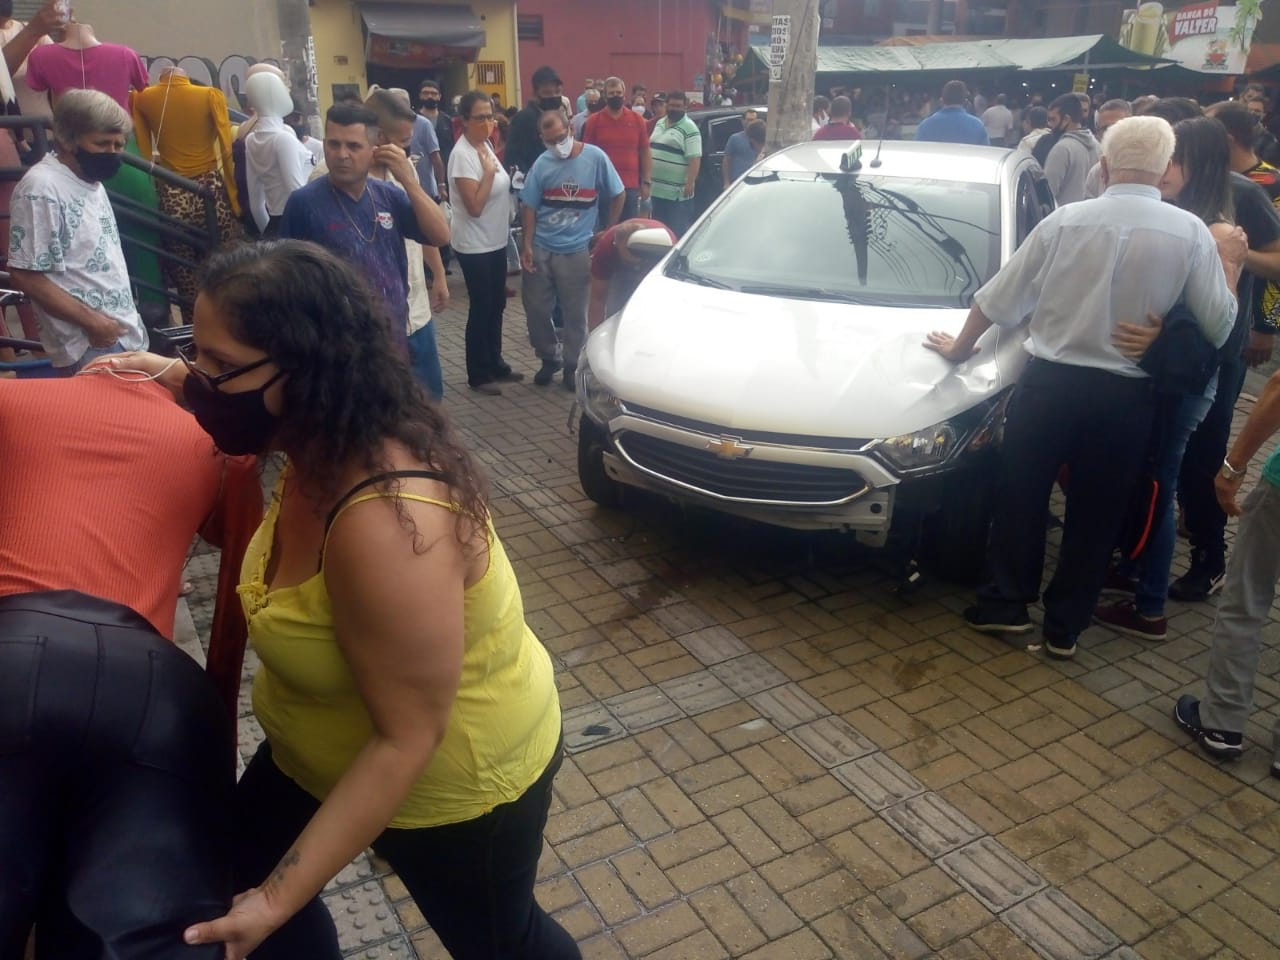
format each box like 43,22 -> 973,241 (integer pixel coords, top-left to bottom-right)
813,96 -> 862,141
588,218 -> 675,329
584,76 -> 652,223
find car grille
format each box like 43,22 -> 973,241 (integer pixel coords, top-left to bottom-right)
616,432 -> 868,504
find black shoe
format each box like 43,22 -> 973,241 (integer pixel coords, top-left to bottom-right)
468,382 -> 502,396
494,368 -> 526,383
563,366 -> 576,392
1169,551 -> 1225,602
1173,694 -> 1244,760
1043,632 -> 1077,660
533,360 -> 562,386
963,605 -> 1033,635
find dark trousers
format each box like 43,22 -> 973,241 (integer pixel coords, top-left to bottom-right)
650,196 -> 695,237
457,247 -> 512,387
237,740 -> 580,960
976,360 -> 1155,639
0,591 -> 233,960
1178,350 -> 1248,567
597,188 -> 639,227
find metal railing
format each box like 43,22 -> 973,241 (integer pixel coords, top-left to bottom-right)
0,115 -> 223,322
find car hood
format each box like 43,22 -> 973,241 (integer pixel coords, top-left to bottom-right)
586,273 -> 1028,441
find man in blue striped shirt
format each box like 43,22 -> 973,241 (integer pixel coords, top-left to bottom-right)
648,91 -> 702,236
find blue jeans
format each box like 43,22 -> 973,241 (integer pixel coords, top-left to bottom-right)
59,342 -> 126,376
650,196 -> 695,237
1119,373 -> 1217,616
407,322 -> 443,401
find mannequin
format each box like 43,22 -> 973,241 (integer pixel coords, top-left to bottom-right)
244,69 -> 311,236
26,18 -> 148,110
134,65 -> 242,322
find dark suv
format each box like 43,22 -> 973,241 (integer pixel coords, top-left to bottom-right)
687,105 -> 767,215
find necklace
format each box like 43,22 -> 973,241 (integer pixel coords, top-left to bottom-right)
331,182 -> 377,243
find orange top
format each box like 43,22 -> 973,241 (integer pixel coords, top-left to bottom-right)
133,72 -> 240,216
0,374 -> 225,638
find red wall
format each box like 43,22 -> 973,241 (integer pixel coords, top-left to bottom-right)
518,0 -> 742,106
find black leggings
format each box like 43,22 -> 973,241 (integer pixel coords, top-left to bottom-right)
456,247 -> 511,387
0,591 -> 234,960
238,740 -> 581,960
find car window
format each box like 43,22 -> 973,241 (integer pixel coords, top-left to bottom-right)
1033,173 -> 1055,220
672,171 -> 1000,308
1015,172 -> 1039,248
708,116 -> 744,154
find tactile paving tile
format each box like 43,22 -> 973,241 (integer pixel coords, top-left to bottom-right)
325,853 -> 379,893
1002,888 -> 1120,960
562,700 -> 628,753
938,836 -> 1046,913
603,686 -> 684,733
345,934 -> 416,959
658,670 -> 740,716
679,626 -> 751,666
788,716 -> 878,767
710,653 -> 790,697
747,683 -> 829,730
326,880 -> 406,952
881,792 -> 985,858
831,752 -> 926,811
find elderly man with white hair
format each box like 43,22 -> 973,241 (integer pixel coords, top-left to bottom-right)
925,116 -> 1242,660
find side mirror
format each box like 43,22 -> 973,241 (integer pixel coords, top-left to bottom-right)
626,227 -> 675,259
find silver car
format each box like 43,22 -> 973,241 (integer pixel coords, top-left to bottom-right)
577,140 -> 1055,581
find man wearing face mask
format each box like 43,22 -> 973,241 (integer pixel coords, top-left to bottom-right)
506,65 -> 565,179
1041,93 -> 1100,205
519,110 -> 624,389
571,87 -> 601,140
584,76 -> 652,223
7,88 -> 147,374
648,91 -> 701,237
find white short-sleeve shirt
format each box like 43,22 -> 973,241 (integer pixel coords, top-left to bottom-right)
8,154 -> 147,367
447,135 -> 511,254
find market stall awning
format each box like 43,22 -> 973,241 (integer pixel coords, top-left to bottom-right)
358,2 -> 487,67
748,34 -> 1172,77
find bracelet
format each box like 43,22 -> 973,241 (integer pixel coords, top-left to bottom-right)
1222,458 -> 1247,479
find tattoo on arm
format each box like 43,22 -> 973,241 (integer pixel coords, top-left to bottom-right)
264,848 -> 301,895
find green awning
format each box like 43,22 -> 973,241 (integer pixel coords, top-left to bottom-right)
748,34 -> 1172,77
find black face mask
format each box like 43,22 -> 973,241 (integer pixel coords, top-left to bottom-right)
420,97 -> 440,110
74,148 -> 123,182
606,95 -> 625,111
587,99 -> 605,113
539,96 -> 563,111
183,369 -> 285,456
666,109 -> 685,124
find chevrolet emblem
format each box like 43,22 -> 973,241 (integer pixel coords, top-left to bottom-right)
706,436 -> 753,459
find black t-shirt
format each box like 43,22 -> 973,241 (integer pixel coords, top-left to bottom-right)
1225,172 -> 1280,356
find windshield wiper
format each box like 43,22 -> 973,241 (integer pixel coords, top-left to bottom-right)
667,253 -> 737,290
736,283 -> 922,307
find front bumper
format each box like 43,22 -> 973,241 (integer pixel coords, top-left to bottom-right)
596,409 -> 904,545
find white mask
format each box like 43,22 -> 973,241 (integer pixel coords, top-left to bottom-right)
551,134 -> 575,160
632,104 -> 647,115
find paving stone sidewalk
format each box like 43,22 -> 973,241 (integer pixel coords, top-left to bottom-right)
186,286 -> 1280,960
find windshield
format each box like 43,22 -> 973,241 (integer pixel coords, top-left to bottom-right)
670,171 -> 1000,308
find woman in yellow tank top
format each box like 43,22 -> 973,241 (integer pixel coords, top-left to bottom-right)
110,240 -> 576,960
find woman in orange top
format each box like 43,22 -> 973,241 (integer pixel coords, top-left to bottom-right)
133,67 -> 241,321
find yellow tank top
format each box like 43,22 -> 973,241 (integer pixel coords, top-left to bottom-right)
241,481 -> 562,829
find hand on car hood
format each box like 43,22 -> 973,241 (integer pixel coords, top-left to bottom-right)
588,274 -> 1026,440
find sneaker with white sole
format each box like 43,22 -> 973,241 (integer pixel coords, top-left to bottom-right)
1173,694 -> 1244,760
963,604 -> 1033,635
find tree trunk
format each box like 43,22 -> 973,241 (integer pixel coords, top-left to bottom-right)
764,0 -> 821,153
926,0 -> 944,33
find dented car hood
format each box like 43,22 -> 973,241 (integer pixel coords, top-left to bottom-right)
586,272 -> 1029,441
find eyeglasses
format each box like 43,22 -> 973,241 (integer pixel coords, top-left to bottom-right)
469,113 -> 495,123
178,341 -> 274,390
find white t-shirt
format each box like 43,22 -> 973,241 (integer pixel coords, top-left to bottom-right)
447,135 -> 511,254
8,154 -> 147,367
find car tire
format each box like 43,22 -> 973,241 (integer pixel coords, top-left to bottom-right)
920,457 -> 996,586
578,414 -> 623,508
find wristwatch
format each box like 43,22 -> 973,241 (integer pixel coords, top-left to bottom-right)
1220,458 -> 1247,480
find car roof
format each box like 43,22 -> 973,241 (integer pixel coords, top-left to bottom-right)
689,105 -> 768,120
758,140 -> 1020,186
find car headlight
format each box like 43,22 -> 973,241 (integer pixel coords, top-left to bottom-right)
876,422 -> 960,472
578,358 -> 623,423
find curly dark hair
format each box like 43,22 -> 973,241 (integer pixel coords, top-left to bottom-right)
198,240 -> 489,534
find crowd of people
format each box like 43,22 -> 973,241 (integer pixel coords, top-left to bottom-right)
4,4 -> 1280,953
